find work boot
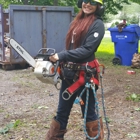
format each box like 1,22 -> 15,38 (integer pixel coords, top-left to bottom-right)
45,118 -> 67,140
86,117 -> 104,140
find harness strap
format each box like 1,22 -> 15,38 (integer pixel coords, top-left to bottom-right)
63,63 -> 93,71
67,70 -> 85,94
62,59 -> 102,100
83,59 -> 100,85
63,59 -> 100,71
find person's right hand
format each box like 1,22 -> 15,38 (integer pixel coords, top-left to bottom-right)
49,53 -> 59,62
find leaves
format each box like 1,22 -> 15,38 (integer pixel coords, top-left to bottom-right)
0,120 -> 21,135
126,93 -> 140,102
134,107 -> 140,111
130,0 -> 140,4
0,127 -> 9,134
103,117 -> 112,123
127,133 -> 137,138
0,0 -> 132,16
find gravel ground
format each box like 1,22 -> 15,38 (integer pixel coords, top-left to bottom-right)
0,64 -> 140,140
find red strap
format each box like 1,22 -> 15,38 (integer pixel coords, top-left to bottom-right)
91,77 -> 99,85
66,59 -> 101,95
88,59 -> 100,73
67,71 -> 85,94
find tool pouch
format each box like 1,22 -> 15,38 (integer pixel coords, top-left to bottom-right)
62,67 -> 77,80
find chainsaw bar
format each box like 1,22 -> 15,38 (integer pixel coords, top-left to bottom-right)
9,39 -> 36,68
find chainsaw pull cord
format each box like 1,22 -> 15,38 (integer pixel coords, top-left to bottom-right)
99,65 -> 110,140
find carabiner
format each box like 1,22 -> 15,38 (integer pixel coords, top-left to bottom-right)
85,62 -> 92,73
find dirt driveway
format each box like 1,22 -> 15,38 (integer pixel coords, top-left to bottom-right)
0,64 -> 140,140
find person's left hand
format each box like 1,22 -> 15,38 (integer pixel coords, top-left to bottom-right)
49,53 -> 59,62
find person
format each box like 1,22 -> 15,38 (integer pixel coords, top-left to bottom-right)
46,0 -> 105,139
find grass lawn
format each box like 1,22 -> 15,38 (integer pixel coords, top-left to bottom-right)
96,37 -> 140,66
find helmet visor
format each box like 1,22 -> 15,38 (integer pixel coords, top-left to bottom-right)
83,0 -> 98,5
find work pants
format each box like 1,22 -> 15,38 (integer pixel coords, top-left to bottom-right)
55,79 -> 98,130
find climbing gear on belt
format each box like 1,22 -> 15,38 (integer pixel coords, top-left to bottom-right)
62,59 -> 100,100
79,81 -> 101,140
61,59 -> 110,139
73,63 -> 110,140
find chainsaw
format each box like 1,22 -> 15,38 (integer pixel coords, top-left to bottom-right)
9,38 -> 61,90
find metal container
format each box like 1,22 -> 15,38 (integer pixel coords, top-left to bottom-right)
0,5 -> 74,70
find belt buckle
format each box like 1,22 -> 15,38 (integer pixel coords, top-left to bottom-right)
67,62 -> 73,70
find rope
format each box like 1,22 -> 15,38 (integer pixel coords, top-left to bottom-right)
76,75 -> 110,140
100,74 -> 110,140
74,63 -> 110,140
78,82 -> 101,140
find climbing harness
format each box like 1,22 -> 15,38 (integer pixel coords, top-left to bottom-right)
63,59 -> 110,140
62,59 -> 100,100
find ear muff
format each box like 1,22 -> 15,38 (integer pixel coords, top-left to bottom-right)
77,0 -> 105,16
77,0 -> 83,8
96,5 -> 105,16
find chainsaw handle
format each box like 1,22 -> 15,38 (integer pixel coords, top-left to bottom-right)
38,48 -> 55,55
36,48 -> 56,61
48,61 -> 60,77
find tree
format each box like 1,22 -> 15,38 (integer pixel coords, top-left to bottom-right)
0,0 -> 131,16
104,0 -> 129,15
130,0 -> 140,4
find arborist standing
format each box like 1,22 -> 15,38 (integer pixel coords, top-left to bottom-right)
46,0 -> 105,139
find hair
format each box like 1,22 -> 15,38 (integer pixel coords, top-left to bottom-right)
65,4 -> 101,50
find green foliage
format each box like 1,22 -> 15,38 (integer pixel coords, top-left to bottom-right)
103,0 -> 130,20
96,38 -> 114,65
121,2 -> 140,15
103,117 -> 112,123
126,93 -> 140,102
0,0 -> 131,16
0,0 -> 10,8
130,0 -> 140,4
0,0 -> 79,13
0,0 -> 139,23
115,21 -> 119,25
120,14 -> 139,25
127,133 -> 137,138
0,120 -> 21,134
129,15 -> 139,24
110,23 -> 116,28
110,21 -> 120,28
119,13 -> 129,21
104,0 -> 129,15
97,38 -> 114,54
119,2 -> 140,24
135,107 -> 140,111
